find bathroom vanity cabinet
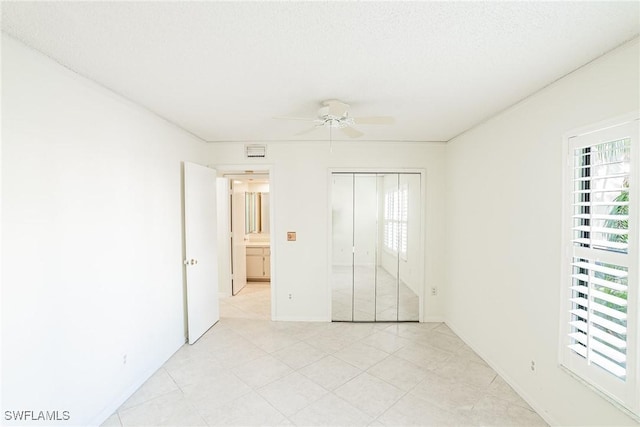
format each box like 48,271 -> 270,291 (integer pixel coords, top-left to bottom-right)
246,245 -> 270,281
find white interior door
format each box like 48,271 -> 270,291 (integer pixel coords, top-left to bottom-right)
231,181 -> 247,295
184,162 -> 219,344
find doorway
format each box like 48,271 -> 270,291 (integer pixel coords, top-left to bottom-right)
331,172 -> 422,322
218,170 -> 272,318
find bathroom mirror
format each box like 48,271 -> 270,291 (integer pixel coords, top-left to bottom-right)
245,192 -> 270,234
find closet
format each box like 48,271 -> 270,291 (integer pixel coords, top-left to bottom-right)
331,172 -> 421,322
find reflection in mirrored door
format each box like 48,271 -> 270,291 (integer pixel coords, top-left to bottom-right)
353,174 -> 377,321
331,174 -> 354,321
331,172 -> 421,322
397,173 -> 421,321
375,173 -> 399,321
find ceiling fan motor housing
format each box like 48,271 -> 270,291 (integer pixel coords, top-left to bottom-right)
318,105 -> 332,118
318,103 -> 354,128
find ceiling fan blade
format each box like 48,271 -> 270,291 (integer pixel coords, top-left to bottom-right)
324,100 -> 349,117
340,126 -> 364,138
353,116 -> 395,125
273,115 -> 317,121
295,125 -> 323,136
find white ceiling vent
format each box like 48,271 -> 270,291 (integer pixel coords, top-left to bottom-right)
245,144 -> 267,158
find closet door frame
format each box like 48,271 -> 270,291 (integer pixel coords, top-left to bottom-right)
327,168 -> 426,322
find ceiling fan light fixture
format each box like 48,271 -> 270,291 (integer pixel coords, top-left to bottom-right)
324,118 -> 351,128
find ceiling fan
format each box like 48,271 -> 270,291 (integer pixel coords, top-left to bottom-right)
275,100 -> 395,138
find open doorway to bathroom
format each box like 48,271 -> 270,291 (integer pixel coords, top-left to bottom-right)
217,170 -> 272,320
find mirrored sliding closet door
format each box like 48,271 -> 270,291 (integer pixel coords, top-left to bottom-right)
331,172 -> 421,322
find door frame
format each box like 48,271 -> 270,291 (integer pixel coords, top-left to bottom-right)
230,179 -> 248,296
327,168 -> 427,322
216,177 -> 233,298
213,164 -> 275,319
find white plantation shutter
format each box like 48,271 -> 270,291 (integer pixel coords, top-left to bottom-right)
562,117 -> 639,414
384,191 -> 393,250
384,184 -> 408,257
400,185 -> 408,257
568,258 -> 628,378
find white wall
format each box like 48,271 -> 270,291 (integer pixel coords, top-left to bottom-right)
1,35 -> 207,425
445,39 -> 640,426
207,141 -> 447,322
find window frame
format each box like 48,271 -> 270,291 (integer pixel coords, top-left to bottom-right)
560,113 -> 640,416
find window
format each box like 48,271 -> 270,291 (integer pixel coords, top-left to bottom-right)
561,116 -> 639,415
384,184 -> 408,258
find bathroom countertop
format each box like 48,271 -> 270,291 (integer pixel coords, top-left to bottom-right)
245,242 -> 270,247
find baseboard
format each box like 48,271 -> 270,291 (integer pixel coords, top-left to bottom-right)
272,315 -> 444,323
444,320 -> 559,427
421,315 -> 445,323
272,315 -> 330,322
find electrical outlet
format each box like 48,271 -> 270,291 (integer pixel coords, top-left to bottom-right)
530,360 -> 536,372
123,354 -> 127,365
431,287 -> 437,296
288,293 -> 293,300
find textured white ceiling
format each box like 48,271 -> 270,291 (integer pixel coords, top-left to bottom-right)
2,1 -> 639,142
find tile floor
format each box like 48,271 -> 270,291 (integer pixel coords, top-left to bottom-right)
103,283 -> 547,426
